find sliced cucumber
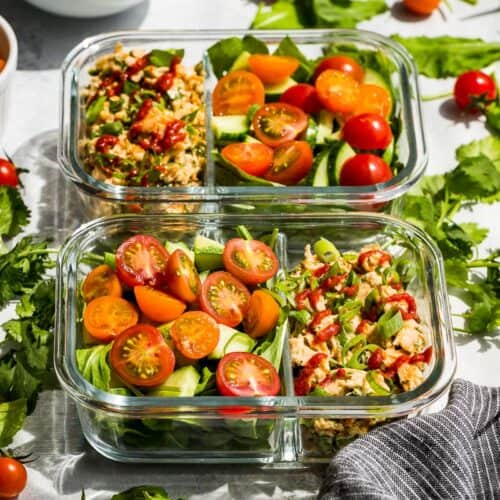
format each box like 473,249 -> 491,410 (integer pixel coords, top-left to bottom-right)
224,332 -> 256,355
316,110 -> 341,145
208,324 -> 241,360
193,234 -> 224,272
147,366 -> 200,397
246,103 -> 260,122
230,51 -> 251,72
304,116 -> 318,148
332,142 -> 356,185
164,240 -> 194,262
243,135 -> 262,145
382,137 -> 395,164
310,148 -> 330,187
212,115 -> 248,143
362,68 -> 394,118
264,77 -> 296,102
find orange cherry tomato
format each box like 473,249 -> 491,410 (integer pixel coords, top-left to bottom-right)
171,311 -> 220,360
313,55 -> 364,82
82,264 -> 122,303
212,70 -> 265,116
350,84 -> 392,118
243,290 -> 280,338
83,296 -> 138,342
134,285 -> 186,323
221,142 -> 274,177
403,0 -> 440,15
263,140 -> 313,185
165,249 -> 201,303
248,54 -> 299,84
315,69 -> 360,114
110,324 -> 175,387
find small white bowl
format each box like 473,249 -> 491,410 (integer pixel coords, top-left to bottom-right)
0,16 -> 17,142
24,0 -> 145,18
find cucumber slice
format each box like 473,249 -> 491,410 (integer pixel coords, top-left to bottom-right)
224,332 -> 256,355
333,142 -> 356,185
193,234 -> 224,272
311,148 -> 330,187
382,137 -> 395,164
264,77 -> 296,102
208,324 -> 241,360
316,110 -> 341,145
164,240 -> 194,262
243,135 -> 262,145
230,51 -> 251,71
147,366 -> 200,397
304,116 -> 318,148
212,115 -> 249,143
362,68 -> 394,118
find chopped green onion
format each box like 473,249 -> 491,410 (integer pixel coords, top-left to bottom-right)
377,309 -> 403,339
341,334 -> 366,364
366,371 -> 391,395
347,344 -> 379,370
100,121 -> 123,136
86,96 -> 106,124
236,225 -> 253,241
313,237 -> 341,263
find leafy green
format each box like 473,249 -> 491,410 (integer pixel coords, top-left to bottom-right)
253,316 -> 288,370
0,186 -> 30,239
251,0 -> 304,29
274,36 -> 315,82
0,399 -> 27,447
111,485 -> 179,500
86,95 -> 106,124
148,49 -> 184,68
456,135 -> 500,165
391,36 -> 500,78
486,103 -> 500,135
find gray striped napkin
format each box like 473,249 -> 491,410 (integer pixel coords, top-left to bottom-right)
319,379 -> 500,500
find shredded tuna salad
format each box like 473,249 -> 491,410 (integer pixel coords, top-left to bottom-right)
80,44 -> 206,187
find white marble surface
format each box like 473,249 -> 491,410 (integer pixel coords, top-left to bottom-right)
0,0 -> 499,498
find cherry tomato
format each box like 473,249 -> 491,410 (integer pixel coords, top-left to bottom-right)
248,54 -> 299,85
134,286 -> 186,323
115,235 -> 170,288
212,70 -> 265,116
339,154 -> 393,186
279,83 -> 322,114
252,102 -> 308,148
350,84 -> 392,118
263,140 -> 313,185
83,296 -> 138,342
315,69 -> 360,114
454,71 -> 497,111
165,249 -> 201,303
243,289 -> 280,338
342,113 -> 393,150
221,142 -> 274,177
110,324 -> 175,387
82,264 -> 122,303
0,457 -> 27,499
171,311 -> 220,360
313,55 -> 364,82
0,159 -> 18,187
216,352 -> 281,397
223,238 -> 279,286
199,271 -> 250,327
403,0 -> 440,15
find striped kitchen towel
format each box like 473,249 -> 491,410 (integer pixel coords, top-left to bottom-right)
319,379 -> 500,499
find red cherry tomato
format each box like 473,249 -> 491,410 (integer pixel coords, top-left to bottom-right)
115,235 -> 170,288
280,83 -> 322,114
263,140 -> 313,185
199,271 -> 251,327
223,238 -> 279,286
342,113 -> 393,150
453,71 -> 497,111
110,324 -> 175,387
313,55 -> 364,82
339,154 -> 393,186
221,142 -> 274,177
0,159 -> 18,187
216,352 -> 281,396
252,103 -> 308,148
165,249 -> 201,303
0,457 -> 27,499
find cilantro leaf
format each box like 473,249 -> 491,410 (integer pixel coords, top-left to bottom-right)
111,485 -> 178,500
0,186 -> 30,239
455,135 -> 500,166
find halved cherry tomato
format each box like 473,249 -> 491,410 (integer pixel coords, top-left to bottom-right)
350,84 -> 392,118
339,154 -> 393,186
252,103 -> 308,148
110,324 -> 175,387
263,140 -> 313,185
0,159 -> 18,187
313,55 -> 364,82
212,70 -> 265,116
223,238 -> 279,285
342,113 -> 393,150
315,69 -> 360,114
134,285 -> 186,323
403,0 -> 440,15
82,264 -> 122,303
280,83 -> 322,114
165,249 -> 201,303
248,54 -> 299,85
454,71 -> 497,111
216,352 -> 281,396
171,311 -> 220,360
115,235 -> 170,288
243,289 -> 280,338
83,296 -> 138,342
0,457 -> 27,499
221,142 -> 274,177
200,271 -> 250,327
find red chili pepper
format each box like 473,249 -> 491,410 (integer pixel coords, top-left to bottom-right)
314,264 -> 330,277
342,285 -> 358,297
126,55 -> 148,78
314,323 -> 340,343
155,72 -> 174,93
295,290 -> 310,310
356,319 -> 373,334
358,250 -> 392,270
367,348 -> 384,370
162,119 -> 186,150
95,134 -> 118,153
336,368 -> 346,378
136,98 -> 154,121
309,288 -> 324,311
321,273 -> 347,291
385,292 -> 418,321
310,310 -> 331,331
410,346 -> 433,364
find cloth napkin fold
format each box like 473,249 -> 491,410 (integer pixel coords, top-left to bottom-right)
318,379 -> 500,500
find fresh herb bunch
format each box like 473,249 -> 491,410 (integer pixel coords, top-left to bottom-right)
397,136 -> 500,334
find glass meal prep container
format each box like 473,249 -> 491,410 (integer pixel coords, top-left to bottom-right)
59,29 -> 427,217
54,212 -> 455,463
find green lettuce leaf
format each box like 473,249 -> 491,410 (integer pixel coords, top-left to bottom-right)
274,36 -> 315,82
0,186 -> 30,239
0,399 -> 27,447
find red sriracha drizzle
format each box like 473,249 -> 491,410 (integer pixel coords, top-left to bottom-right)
294,353 -> 328,396
314,323 -> 340,344
358,249 -> 391,269
383,346 -> 433,379
385,292 -> 418,321
295,290 -> 310,310
95,134 -> 118,153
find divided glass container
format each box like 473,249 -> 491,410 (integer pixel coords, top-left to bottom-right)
54,212 -> 455,463
58,29 -> 427,217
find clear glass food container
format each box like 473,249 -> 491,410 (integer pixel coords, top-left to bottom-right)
58,29 -> 427,217
54,212 -> 455,463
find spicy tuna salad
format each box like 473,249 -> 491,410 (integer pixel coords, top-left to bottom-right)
80,44 -> 206,187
